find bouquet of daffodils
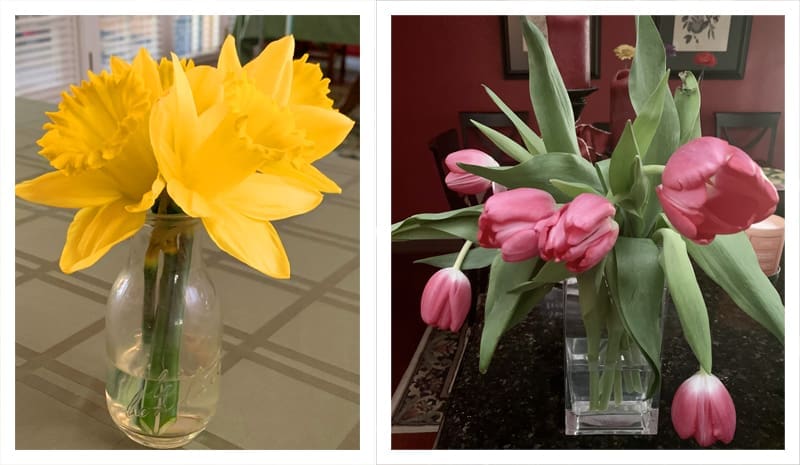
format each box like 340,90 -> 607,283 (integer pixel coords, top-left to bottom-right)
392,16 -> 783,446
16,35 -> 353,434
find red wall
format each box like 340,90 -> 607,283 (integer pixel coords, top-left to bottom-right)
391,15 -> 786,221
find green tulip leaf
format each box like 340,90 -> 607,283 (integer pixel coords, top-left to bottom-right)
629,16 -> 666,114
576,262 -> 611,365
644,84 -> 680,166
549,178 -> 603,199
391,205 -> 483,242
509,260 -> 573,293
471,120 -> 533,163
483,84 -> 545,156
631,70 -> 668,158
414,246 -> 498,270
609,121 -> 641,196
458,152 -> 603,203
594,158 -> 611,192
674,70 -> 702,144
480,254 -> 539,372
658,228 -> 712,373
521,17 -> 580,156
685,232 -> 785,344
606,237 -> 665,397
506,284 -> 554,332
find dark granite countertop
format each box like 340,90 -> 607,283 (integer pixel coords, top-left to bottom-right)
435,271 -> 785,449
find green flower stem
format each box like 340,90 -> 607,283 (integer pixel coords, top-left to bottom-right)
452,240 -> 473,271
614,366 -> 623,406
595,313 -> 624,411
642,164 -> 665,177
137,221 -> 194,434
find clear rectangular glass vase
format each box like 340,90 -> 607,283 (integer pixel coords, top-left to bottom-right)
563,278 -> 664,435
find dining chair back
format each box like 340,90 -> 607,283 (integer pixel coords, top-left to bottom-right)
715,112 -> 781,167
459,111 -> 530,166
428,128 -> 479,210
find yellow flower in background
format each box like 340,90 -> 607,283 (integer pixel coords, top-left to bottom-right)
614,44 -> 636,61
217,35 -> 354,194
149,54 -> 325,278
16,53 -> 167,273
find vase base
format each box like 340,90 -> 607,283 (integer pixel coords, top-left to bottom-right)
115,425 -> 204,449
565,404 -> 659,435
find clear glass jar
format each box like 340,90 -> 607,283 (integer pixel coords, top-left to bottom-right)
563,277 -> 664,435
105,214 -> 221,449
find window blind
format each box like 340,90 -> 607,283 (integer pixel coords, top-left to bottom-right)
172,15 -> 223,58
98,15 -> 162,70
15,15 -> 81,103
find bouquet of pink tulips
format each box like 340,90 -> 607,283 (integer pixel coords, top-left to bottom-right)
392,16 -> 784,446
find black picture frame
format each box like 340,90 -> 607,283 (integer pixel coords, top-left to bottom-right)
501,16 -> 600,81
653,15 -> 752,80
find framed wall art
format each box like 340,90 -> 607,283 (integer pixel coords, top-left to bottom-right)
654,15 -> 753,79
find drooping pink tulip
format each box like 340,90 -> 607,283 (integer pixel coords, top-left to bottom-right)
536,193 -> 619,273
444,149 -> 499,194
656,137 -> 778,245
477,188 -> 557,262
671,371 -> 737,447
420,267 -> 472,333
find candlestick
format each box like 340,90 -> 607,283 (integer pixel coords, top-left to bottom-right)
546,16 -> 591,89
610,68 -> 637,147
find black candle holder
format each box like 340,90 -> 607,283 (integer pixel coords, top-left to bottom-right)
567,87 -> 598,122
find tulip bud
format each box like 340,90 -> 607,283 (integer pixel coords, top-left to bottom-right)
444,149 -> 499,195
671,371 -> 736,447
477,188 -> 557,262
420,267 -> 472,333
536,193 -> 619,273
656,137 -> 778,244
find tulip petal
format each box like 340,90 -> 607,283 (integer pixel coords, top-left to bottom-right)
244,35 -> 294,106
203,209 -> 290,279
60,200 -> 146,273
500,229 -> 539,262
292,104 -> 354,162
445,172 -> 491,195
444,149 -> 498,173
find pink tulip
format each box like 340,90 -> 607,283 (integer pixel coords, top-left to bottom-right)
444,149 -> 499,194
536,193 -> 619,273
656,137 -> 778,245
671,371 -> 736,447
420,267 -> 472,332
477,188 -> 557,262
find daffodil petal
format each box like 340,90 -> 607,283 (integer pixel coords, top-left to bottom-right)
292,104 -> 354,162
244,35 -> 294,106
290,54 -> 334,108
217,35 -> 242,75
15,170 -> 121,208
131,47 -> 163,101
60,199 -> 145,273
202,209 -> 290,279
125,175 -> 165,213
186,65 -> 224,115
221,172 -> 323,221
261,158 -> 342,194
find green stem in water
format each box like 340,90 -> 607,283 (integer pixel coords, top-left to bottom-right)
452,240 -> 473,271
138,219 -> 194,434
642,164 -> 665,177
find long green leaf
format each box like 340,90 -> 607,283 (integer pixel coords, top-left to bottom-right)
549,179 -> 603,199
644,84 -> 680,166
658,228 -> 712,373
609,121 -> 641,196
629,16 -> 666,114
391,205 -> 483,242
509,260 -> 573,293
480,254 -> 538,372
576,262 -> 610,367
483,85 -> 545,155
459,152 -> 603,203
674,70 -> 702,144
686,232 -> 784,344
414,246 -> 498,270
506,284 -> 554,331
607,237 -> 665,397
471,120 -> 533,163
521,17 -> 580,156
631,70 -> 668,158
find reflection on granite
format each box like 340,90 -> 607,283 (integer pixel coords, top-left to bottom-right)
435,271 -> 785,449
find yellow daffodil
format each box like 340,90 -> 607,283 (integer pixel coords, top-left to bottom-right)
614,44 -> 636,61
217,35 -> 354,194
15,53 -> 171,273
149,54 -> 325,278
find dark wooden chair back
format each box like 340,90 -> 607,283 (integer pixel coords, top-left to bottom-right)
459,111 -> 530,166
715,112 -> 781,167
428,128 -> 482,209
